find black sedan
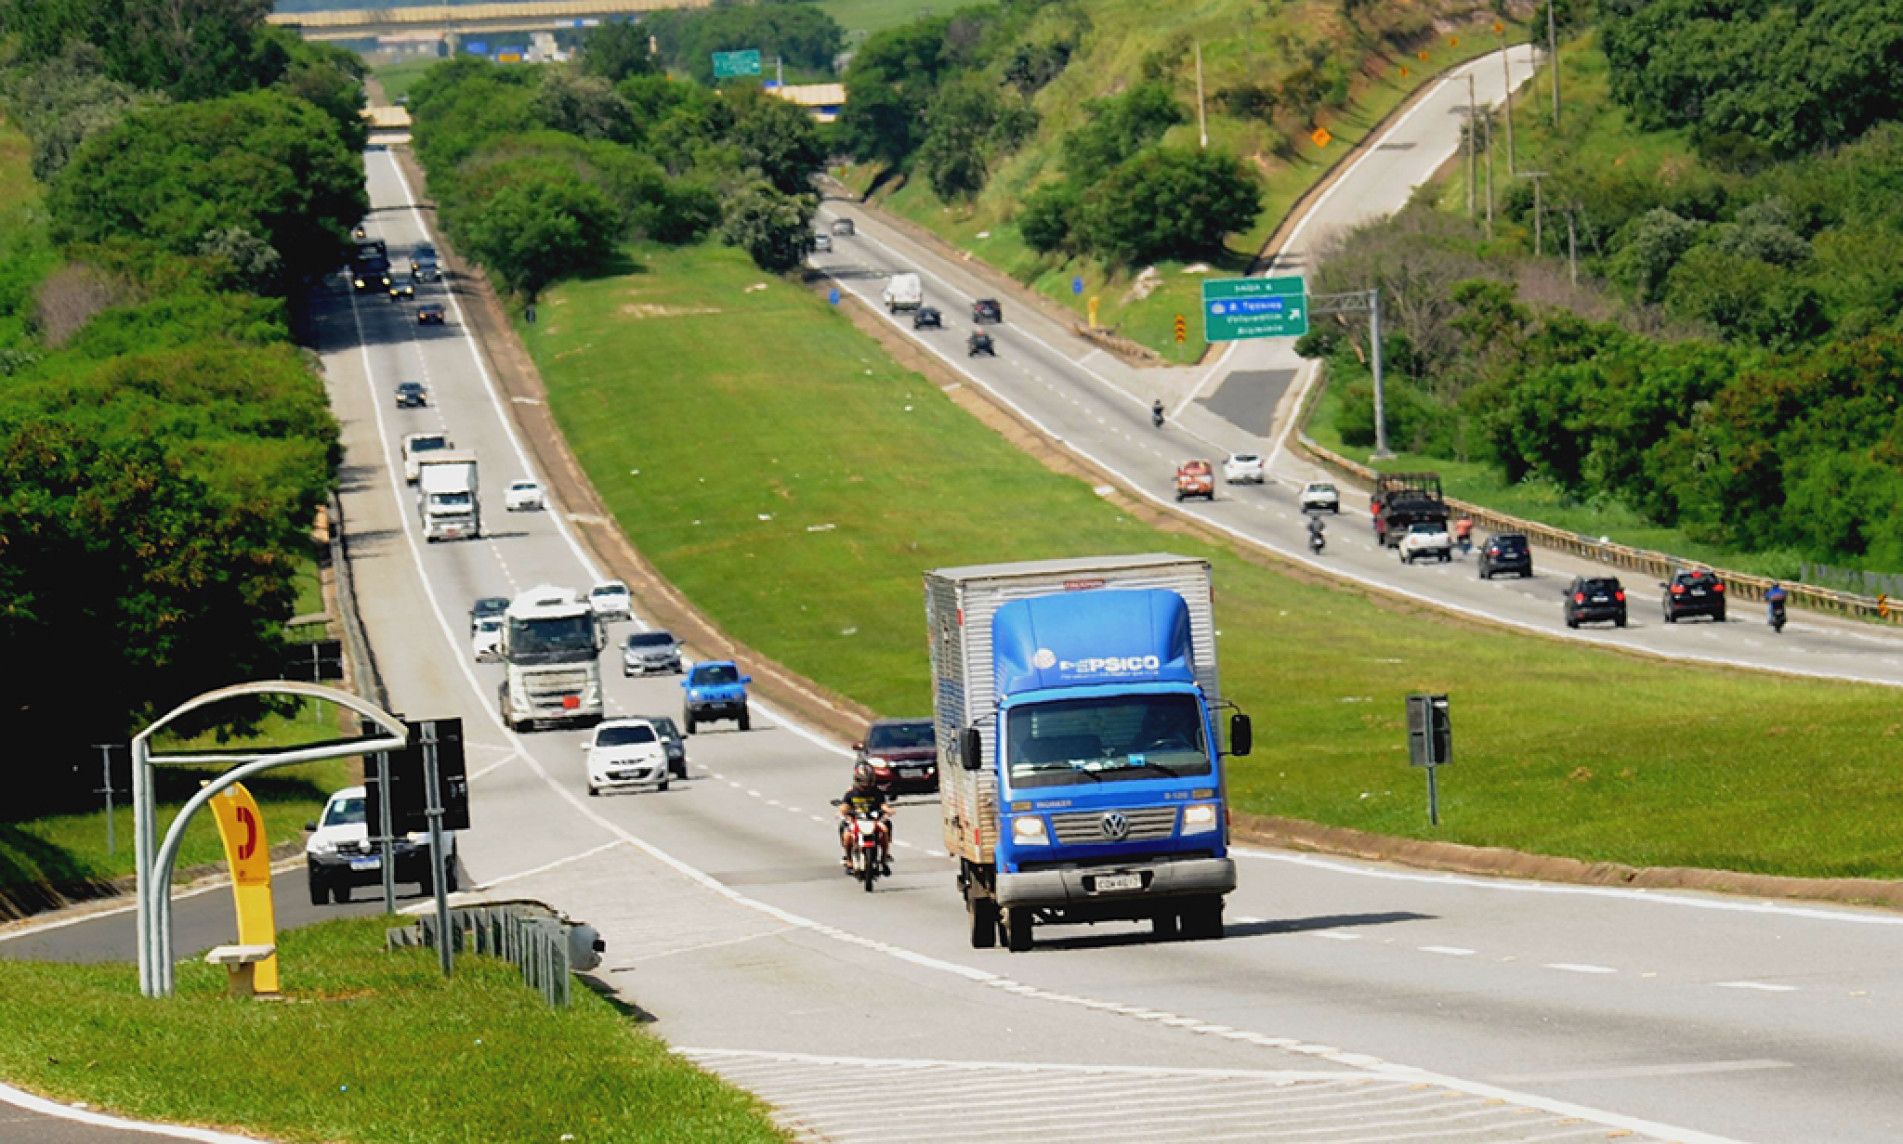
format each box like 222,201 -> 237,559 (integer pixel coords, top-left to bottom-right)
913,306 -> 942,329
417,303 -> 446,325
394,382 -> 429,409
1564,576 -> 1627,628
972,298 -> 1003,324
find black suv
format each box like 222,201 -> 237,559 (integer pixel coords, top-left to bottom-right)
914,305 -> 942,329
1663,569 -> 1726,623
972,298 -> 1003,324
1564,576 -> 1627,628
1477,532 -> 1533,579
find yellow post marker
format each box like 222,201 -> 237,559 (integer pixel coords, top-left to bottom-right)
210,783 -> 279,994
1311,126 -> 1333,148
1087,295 -> 1100,329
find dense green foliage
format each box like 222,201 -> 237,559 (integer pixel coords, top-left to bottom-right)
0,0 -> 349,806
409,49 -> 824,291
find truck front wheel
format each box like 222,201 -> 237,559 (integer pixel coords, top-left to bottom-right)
1181,897 -> 1224,941
1002,906 -> 1033,952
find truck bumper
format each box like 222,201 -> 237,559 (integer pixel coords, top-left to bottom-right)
996,857 -> 1236,908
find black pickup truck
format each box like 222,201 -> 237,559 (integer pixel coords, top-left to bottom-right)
1371,472 -> 1448,548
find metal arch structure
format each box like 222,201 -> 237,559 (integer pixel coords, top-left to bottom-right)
133,681 -> 409,998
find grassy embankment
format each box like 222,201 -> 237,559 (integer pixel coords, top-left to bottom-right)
817,0 -> 952,36
522,241 -> 1903,877
847,3 -> 1531,363
0,917 -> 789,1144
1306,32 -> 1799,576
370,57 -> 438,105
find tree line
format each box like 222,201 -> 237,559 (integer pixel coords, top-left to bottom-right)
0,0 -> 361,806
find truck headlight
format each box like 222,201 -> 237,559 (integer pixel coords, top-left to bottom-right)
1011,816 -> 1049,845
1182,803 -> 1219,834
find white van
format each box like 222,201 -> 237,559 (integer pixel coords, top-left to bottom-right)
401,432 -> 452,483
882,272 -> 923,312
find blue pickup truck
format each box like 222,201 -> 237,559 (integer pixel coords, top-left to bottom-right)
681,660 -> 751,733
925,555 -> 1251,952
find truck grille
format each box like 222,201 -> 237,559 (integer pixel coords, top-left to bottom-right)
1050,806 -> 1178,845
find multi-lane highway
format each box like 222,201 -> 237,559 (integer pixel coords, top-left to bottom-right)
809,46 -> 1903,690
12,49 -> 1903,1144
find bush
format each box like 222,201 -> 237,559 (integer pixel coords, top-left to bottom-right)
1078,146 -> 1260,265
460,174 -> 620,299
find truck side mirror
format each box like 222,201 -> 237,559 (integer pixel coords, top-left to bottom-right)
959,727 -> 983,772
1229,713 -> 1253,757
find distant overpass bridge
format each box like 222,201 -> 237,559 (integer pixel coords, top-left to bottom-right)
269,0 -> 708,43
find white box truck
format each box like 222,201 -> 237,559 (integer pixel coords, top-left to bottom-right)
925,554 -> 1252,952
416,453 -> 480,542
883,272 -> 923,312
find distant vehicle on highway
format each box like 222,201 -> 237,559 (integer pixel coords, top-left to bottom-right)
855,717 -> 937,794
417,453 -> 480,542
401,432 -> 451,483
1299,481 -> 1340,513
967,329 -> 995,356
584,718 -> 671,796
498,585 -> 605,731
1565,575 -> 1627,628
416,303 -> 445,325
503,479 -> 544,512
1398,519 -> 1453,564
589,580 -> 632,622
304,785 -> 457,905
831,218 -> 854,236
413,243 -> 436,260
623,629 -> 682,676
1174,459 -> 1215,501
649,715 -> 688,778
971,298 -> 1002,324
472,615 -> 503,661
681,660 -> 750,733
1477,533 -> 1533,579
394,381 -> 428,408
387,281 -> 414,302
883,272 -> 923,312
914,305 -> 942,329
811,232 -> 832,253
470,595 -> 509,634
1371,472 -> 1446,548
1663,569 -> 1726,623
410,247 -> 441,281
350,255 -> 392,293
1223,453 -> 1265,484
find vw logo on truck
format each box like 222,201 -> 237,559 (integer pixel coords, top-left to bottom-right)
1099,812 -> 1131,841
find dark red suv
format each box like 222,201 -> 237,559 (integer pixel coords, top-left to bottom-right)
856,718 -> 938,794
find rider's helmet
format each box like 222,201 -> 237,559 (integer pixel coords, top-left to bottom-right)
852,762 -> 876,789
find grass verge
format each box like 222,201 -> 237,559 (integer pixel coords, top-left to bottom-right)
523,241 -> 1903,877
369,57 -> 439,106
0,917 -> 788,1144
817,0 -> 964,36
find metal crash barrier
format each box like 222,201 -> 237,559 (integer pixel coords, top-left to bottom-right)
1294,431 -> 1903,625
390,901 -> 604,1007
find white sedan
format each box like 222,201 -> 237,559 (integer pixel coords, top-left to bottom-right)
1399,520 -> 1454,564
584,718 -> 670,796
472,615 -> 503,662
1299,481 -> 1341,513
504,480 -> 545,511
1223,453 -> 1266,483
589,580 -> 632,622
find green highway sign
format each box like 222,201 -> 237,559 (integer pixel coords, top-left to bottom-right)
1201,275 -> 1308,341
712,49 -> 762,79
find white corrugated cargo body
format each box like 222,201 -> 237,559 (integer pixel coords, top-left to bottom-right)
923,554 -> 1218,867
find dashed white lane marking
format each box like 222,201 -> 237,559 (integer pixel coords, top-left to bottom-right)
1420,945 -> 1476,957
676,1049 -> 1698,1144
1489,1059 -> 1794,1085
1311,931 -> 1361,941
746,789 -> 762,798
1714,981 -> 1800,993
1545,963 -> 1618,975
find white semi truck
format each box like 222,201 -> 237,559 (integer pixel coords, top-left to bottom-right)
417,453 -> 480,542
498,585 -> 604,731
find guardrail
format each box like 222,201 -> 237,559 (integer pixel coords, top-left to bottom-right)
1292,431 -> 1903,626
390,901 -> 605,1007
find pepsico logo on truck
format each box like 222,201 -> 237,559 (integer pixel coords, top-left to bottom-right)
1047,652 -> 1162,676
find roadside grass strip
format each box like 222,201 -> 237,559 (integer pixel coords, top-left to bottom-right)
0,917 -> 790,1144
523,241 -> 1903,878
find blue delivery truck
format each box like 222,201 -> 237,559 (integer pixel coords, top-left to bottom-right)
925,554 -> 1252,952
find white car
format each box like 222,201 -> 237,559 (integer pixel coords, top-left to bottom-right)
584,718 -> 671,796
1399,519 -> 1453,564
304,785 -> 458,905
472,615 -> 503,661
504,479 -> 545,512
589,580 -> 632,622
1223,453 -> 1266,484
401,432 -> 451,484
812,233 -> 832,253
1299,481 -> 1341,513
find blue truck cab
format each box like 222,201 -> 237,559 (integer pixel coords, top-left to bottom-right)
681,660 -> 751,734
926,555 -> 1251,953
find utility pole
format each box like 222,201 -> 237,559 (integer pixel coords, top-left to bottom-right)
1195,41 -> 1208,149
1567,208 -> 1579,285
1525,170 -> 1547,255
1482,109 -> 1495,240
1548,0 -> 1561,126
1370,288 -> 1389,459
1500,30 -> 1516,176
1466,74 -> 1477,218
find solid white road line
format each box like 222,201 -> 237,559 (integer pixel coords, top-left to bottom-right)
0,1081 -> 270,1143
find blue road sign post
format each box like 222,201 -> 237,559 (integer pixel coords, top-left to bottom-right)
1202,275 -> 1309,341
712,50 -> 762,79
1071,276 -> 1084,295
829,288 -> 840,305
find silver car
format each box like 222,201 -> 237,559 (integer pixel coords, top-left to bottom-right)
623,630 -> 682,676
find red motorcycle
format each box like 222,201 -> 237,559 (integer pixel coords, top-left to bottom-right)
836,804 -> 890,892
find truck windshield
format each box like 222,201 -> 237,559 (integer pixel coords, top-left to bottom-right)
429,492 -> 472,508
1005,694 -> 1209,789
507,615 -> 599,663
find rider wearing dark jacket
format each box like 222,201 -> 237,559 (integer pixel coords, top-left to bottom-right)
838,763 -> 893,874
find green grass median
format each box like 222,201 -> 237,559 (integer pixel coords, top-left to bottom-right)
521,242 -> 1903,878
0,917 -> 788,1144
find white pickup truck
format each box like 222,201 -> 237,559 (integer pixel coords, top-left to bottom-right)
882,272 -> 923,312
1398,519 -> 1453,564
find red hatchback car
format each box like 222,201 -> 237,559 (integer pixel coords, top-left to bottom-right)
856,718 -> 938,794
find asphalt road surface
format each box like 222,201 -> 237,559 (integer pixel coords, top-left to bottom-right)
12,50 -> 1903,1144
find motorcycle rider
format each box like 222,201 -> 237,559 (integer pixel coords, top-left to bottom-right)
838,762 -> 893,875
1152,399 -> 1166,428
1766,580 -> 1789,627
1306,512 -> 1326,550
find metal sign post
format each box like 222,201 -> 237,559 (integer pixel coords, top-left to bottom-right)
420,721 -> 453,978
375,751 -> 398,913
1406,693 -> 1453,825
91,744 -> 121,856
1308,289 -> 1389,457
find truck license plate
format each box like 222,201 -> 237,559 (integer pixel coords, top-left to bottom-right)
1094,873 -> 1142,893
349,857 -> 381,871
